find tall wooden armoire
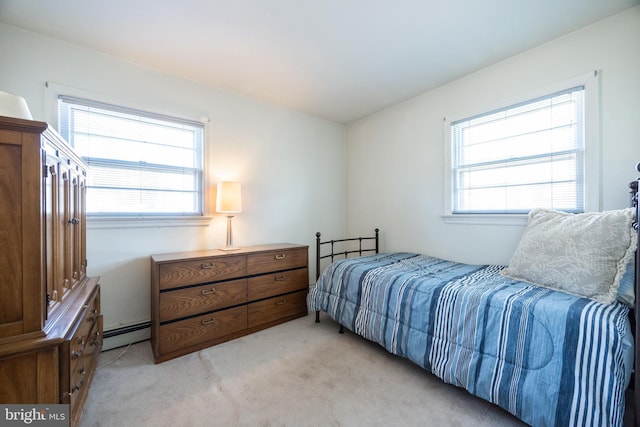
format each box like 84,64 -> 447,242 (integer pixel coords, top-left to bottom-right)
0,115 -> 102,427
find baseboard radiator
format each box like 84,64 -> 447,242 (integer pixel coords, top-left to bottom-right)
102,321 -> 151,351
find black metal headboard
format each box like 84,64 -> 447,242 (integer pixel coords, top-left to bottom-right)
632,163 -> 640,424
314,228 -> 380,326
315,228 -> 379,281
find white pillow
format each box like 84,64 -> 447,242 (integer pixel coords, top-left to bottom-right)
501,208 -> 637,304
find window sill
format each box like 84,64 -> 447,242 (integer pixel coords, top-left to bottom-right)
87,216 -> 214,229
441,214 -> 528,226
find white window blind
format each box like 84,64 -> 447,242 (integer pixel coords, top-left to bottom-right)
58,96 -> 204,216
451,86 -> 585,214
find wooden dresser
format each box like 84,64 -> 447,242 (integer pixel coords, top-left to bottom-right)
151,244 -> 308,363
0,116 -> 102,427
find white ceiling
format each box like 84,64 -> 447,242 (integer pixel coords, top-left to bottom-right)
1,0 -> 638,123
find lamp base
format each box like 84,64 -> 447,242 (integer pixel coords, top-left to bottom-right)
220,216 -> 240,251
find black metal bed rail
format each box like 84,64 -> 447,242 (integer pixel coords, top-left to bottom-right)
632,163 -> 640,423
315,228 -> 379,280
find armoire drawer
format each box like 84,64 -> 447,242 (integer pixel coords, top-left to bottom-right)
159,305 -> 248,355
247,268 -> 308,301
158,255 -> 246,290
159,279 -> 248,322
248,290 -> 308,329
68,288 -> 100,378
68,319 -> 101,414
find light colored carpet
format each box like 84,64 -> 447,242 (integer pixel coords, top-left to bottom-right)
79,313 -> 527,427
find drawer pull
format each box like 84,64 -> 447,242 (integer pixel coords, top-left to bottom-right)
201,288 -> 217,295
276,299 -> 287,306
71,350 -> 83,360
90,331 -> 101,347
274,275 -> 286,281
200,262 -> 216,269
200,262 -> 216,270
71,379 -> 85,393
201,317 -> 217,326
275,254 -> 286,260
90,330 -> 101,345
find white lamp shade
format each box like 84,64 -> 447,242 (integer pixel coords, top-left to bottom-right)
0,90 -> 33,120
216,182 -> 242,213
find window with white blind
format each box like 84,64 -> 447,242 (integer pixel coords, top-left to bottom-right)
58,96 -> 204,217
450,86 -> 586,215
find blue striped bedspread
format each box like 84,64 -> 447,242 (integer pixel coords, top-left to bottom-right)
307,252 -> 634,427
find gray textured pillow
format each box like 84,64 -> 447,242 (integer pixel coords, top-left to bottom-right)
501,208 -> 637,304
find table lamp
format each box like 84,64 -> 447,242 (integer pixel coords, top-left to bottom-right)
216,181 -> 242,250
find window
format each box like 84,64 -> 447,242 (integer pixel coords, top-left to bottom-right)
58,96 -> 204,217
449,84 -> 590,216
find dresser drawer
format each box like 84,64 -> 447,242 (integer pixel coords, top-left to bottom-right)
160,279 -> 247,322
158,255 -> 246,290
70,316 -> 102,412
69,361 -> 87,411
247,268 -> 308,301
85,317 -> 103,364
69,293 -> 100,376
159,306 -> 247,355
248,290 -> 308,329
82,315 -> 102,369
247,247 -> 308,275
69,320 -> 100,414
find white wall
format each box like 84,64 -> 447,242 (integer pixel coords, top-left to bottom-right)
0,24 -> 346,347
2,6 -> 639,347
346,7 -> 640,265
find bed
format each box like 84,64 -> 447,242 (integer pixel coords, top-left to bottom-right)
308,168 -> 640,427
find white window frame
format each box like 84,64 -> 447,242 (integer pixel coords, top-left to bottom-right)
442,71 -> 601,226
45,82 -> 212,229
